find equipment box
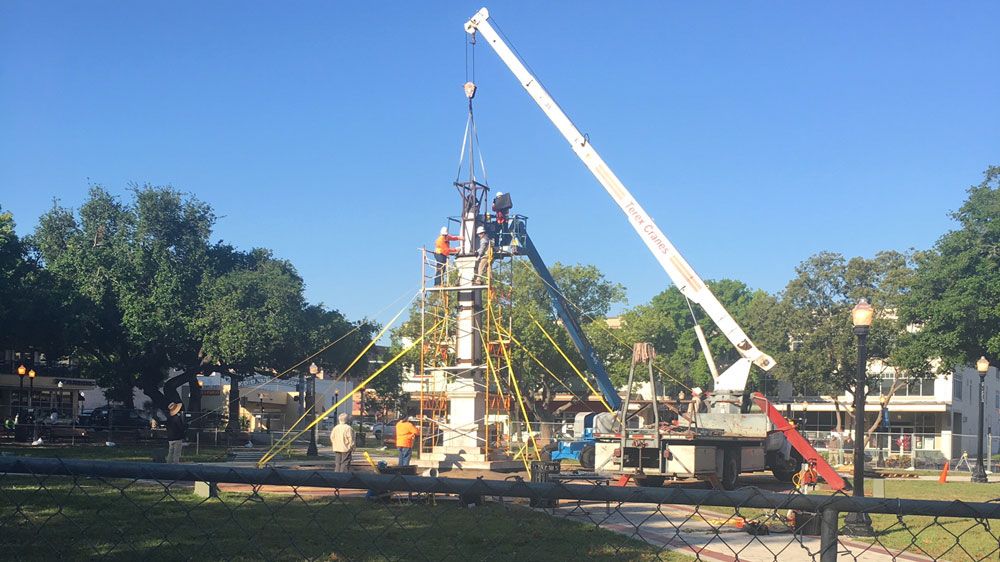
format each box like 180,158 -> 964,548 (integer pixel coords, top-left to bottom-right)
665,446 -> 716,475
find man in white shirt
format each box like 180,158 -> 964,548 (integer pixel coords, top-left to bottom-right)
330,413 -> 355,472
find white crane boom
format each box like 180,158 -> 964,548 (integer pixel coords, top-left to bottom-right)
465,8 -> 775,393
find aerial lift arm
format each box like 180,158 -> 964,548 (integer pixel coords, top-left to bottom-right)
521,233 -> 622,411
465,8 -> 775,395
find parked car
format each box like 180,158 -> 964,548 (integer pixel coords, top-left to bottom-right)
38,416 -> 89,442
85,407 -> 152,438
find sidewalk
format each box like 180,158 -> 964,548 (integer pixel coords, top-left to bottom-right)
552,501 -> 935,562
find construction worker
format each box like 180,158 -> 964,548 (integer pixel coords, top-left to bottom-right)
475,225 -> 493,283
395,416 -> 420,467
330,412 -> 355,472
492,192 -> 513,248
492,191 -> 511,225
433,226 -> 461,286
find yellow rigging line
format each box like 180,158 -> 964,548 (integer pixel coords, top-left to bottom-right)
257,317 -> 444,466
502,327 -> 602,413
488,301 -> 538,475
261,301 -> 414,459
527,312 -> 614,413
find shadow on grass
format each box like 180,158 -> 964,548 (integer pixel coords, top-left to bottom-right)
0,476 -> 690,561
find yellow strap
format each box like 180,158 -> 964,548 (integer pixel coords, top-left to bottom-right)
478,318 -> 507,404
333,304 -> 411,382
528,312 -> 614,413
257,318 -> 443,467
362,451 -> 378,470
262,404 -> 316,460
489,304 -> 538,476
503,328 -> 602,412
258,308 -> 408,463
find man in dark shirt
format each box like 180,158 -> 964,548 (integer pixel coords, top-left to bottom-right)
166,402 -> 186,463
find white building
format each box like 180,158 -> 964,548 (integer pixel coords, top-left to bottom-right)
771,361 -> 1000,463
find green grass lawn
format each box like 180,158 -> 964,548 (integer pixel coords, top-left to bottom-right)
0,476 -> 689,561
849,479 -> 1000,561
0,443 -> 229,463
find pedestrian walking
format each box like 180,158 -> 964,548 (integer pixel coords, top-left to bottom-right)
165,402 -> 186,463
330,413 -> 356,472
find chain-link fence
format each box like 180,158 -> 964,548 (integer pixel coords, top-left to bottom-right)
800,431 -> 1000,473
2,456 -> 998,561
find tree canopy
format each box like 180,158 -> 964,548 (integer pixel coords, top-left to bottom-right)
898,166 -> 1000,371
27,185 -> 374,416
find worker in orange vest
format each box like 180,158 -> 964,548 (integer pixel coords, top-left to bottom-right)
395,416 -> 420,467
433,227 -> 461,286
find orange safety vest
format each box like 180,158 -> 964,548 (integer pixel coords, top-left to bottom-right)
435,234 -> 460,255
395,420 -> 419,449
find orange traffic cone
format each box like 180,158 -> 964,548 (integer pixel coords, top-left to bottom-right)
938,462 -> 949,483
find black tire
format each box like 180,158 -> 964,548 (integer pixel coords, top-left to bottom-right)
771,466 -> 797,482
768,450 -> 803,483
721,450 -> 740,490
579,444 -> 596,470
540,443 -> 557,462
634,475 -> 665,488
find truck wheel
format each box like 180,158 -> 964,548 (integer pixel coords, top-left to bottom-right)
721,450 -> 739,490
634,475 -> 665,488
579,444 -> 595,470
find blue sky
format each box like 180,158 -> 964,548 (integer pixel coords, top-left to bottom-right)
2,2 -> 998,325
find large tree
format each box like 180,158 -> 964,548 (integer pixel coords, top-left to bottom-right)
32,186 -> 214,406
897,166 -> 1000,370
603,279 -> 780,397
0,207 -> 72,355
771,250 -> 915,434
197,250 -> 307,431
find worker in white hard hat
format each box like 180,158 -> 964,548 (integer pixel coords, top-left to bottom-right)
433,226 -> 461,286
475,225 -> 494,283
492,191 -> 511,225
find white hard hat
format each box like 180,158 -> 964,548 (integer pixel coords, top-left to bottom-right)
691,387 -> 703,396
440,226 -> 448,235
476,226 -> 485,235
496,191 -> 504,197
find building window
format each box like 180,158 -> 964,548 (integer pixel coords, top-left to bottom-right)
953,372 -> 963,400
880,374 -> 935,397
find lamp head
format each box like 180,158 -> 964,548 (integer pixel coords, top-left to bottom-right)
308,362 -> 319,375
977,356 -> 990,376
28,369 -> 36,379
851,298 -> 874,328
17,365 -> 26,376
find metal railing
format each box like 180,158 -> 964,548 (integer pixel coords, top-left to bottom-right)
801,431 -> 1000,472
1,455 -> 998,561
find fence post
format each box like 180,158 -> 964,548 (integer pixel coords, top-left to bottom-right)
820,508 -> 839,562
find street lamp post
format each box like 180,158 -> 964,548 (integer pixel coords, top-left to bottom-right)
258,392 -> 265,434
972,357 -> 990,483
17,365 -> 26,416
307,363 -> 319,457
334,390 -> 340,420
28,369 -> 36,410
845,298 -> 875,536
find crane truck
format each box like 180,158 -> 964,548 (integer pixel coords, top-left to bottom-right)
465,8 -> 845,491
